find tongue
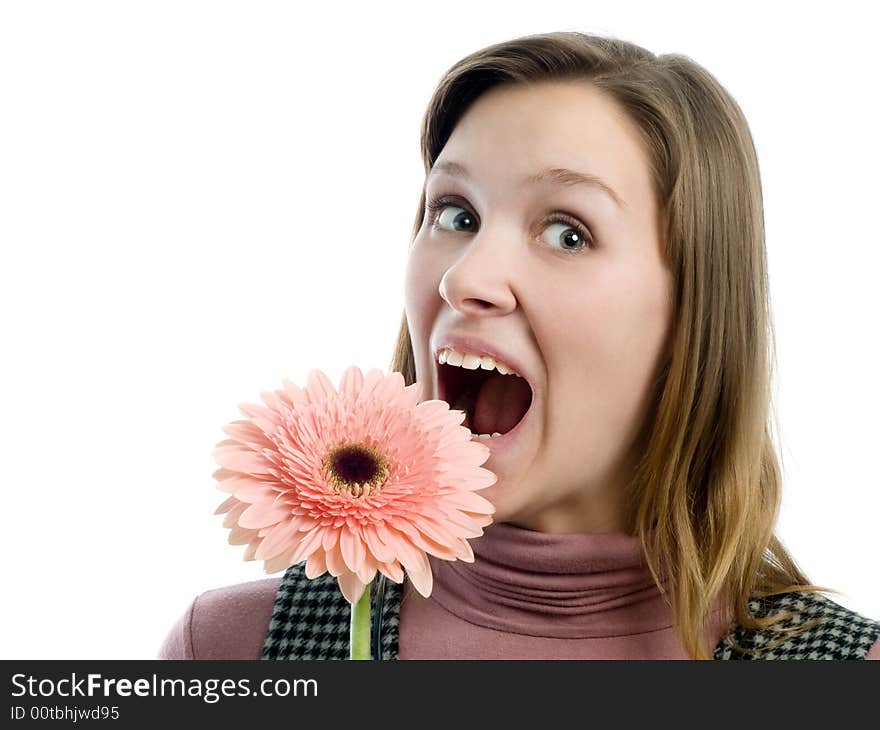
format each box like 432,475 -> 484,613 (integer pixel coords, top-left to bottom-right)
472,374 -> 532,435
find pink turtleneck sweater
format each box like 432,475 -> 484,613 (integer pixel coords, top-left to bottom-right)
158,522 -> 880,660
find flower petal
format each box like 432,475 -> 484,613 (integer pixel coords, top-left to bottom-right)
340,527 -> 366,573
355,552 -> 378,585
378,560 -> 404,583
237,401 -> 282,430
263,544 -> 298,573
243,537 -> 261,561
360,369 -> 386,399
228,524 -> 258,545
212,467 -> 239,481
371,370 -> 405,404
362,523 -> 396,564
233,481 -> 280,504
222,420 -> 275,449
287,525 -> 325,566
306,368 -> 338,404
409,513 -> 462,547
238,499 -> 290,529
222,500 -> 247,528
338,366 -> 365,401
382,526 -> 429,576
213,495 -> 239,515
259,389 -> 290,415
215,473 -> 263,495
213,443 -> 277,476
406,564 -> 434,598
325,540 -> 347,577
336,571 -> 367,604
431,505 -> 491,538
442,465 -> 498,490
405,528 -> 464,561
443,489 -> 496,514
305,549 -> 328,579
254,519 -> 302,561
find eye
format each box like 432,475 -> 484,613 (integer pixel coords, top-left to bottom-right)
426,197 -> 477,233
425,194 -> 594,255
540,220 -> 594,255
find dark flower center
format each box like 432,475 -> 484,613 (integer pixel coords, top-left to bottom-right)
324,442 -> 388,499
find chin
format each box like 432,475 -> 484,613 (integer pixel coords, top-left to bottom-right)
478,484 -> 523,526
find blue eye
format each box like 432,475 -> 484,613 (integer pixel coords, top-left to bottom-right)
426,197 -> 477,232
540,222 -> 592,255
425,195 -> 594,255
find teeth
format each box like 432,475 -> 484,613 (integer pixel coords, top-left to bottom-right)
473,432 -> 503,439
437,347 -> 521,377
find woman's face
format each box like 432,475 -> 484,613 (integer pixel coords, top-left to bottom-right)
404,80 -> 673,534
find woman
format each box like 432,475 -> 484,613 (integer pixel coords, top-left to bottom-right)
159,30 -> 880,660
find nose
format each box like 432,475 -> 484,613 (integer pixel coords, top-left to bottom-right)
438,229 -> 518,317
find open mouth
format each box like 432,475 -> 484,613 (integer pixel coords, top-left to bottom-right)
437,362 -> 534,436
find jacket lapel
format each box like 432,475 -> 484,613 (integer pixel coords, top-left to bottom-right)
261,563 -> 401,660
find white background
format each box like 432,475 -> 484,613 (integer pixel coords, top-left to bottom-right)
1,1 -> 877,659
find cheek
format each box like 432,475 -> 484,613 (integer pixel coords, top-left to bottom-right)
405,230 -> 446,287
532,276 -> 612,383
537,261 -> 671,438
403,242 -> 446,388
552,259 -> 670,369
610,260 -> 672,369
404,245 -> 437,321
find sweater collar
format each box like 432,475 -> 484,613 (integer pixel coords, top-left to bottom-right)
422,520 -> 683,639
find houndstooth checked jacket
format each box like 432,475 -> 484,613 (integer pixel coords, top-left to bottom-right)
260,561 -> 880,660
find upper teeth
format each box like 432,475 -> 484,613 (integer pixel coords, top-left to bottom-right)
437,347 -> 521,377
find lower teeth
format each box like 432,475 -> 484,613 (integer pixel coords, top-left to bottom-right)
472,431 -> 503,439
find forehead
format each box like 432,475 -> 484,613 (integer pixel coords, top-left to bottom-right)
434,81 -> 650,204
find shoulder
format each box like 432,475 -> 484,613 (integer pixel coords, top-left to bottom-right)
714,590 -> 880,660
157,576 -> 281,660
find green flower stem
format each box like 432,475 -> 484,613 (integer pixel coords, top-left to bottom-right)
350,580 -> 371,660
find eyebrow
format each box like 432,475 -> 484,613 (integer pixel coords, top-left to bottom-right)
427,159 -> 626,209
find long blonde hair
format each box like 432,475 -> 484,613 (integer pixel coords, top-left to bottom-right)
389,30 -> 837,660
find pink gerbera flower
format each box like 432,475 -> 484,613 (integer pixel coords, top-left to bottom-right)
211,366 -> 496,605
